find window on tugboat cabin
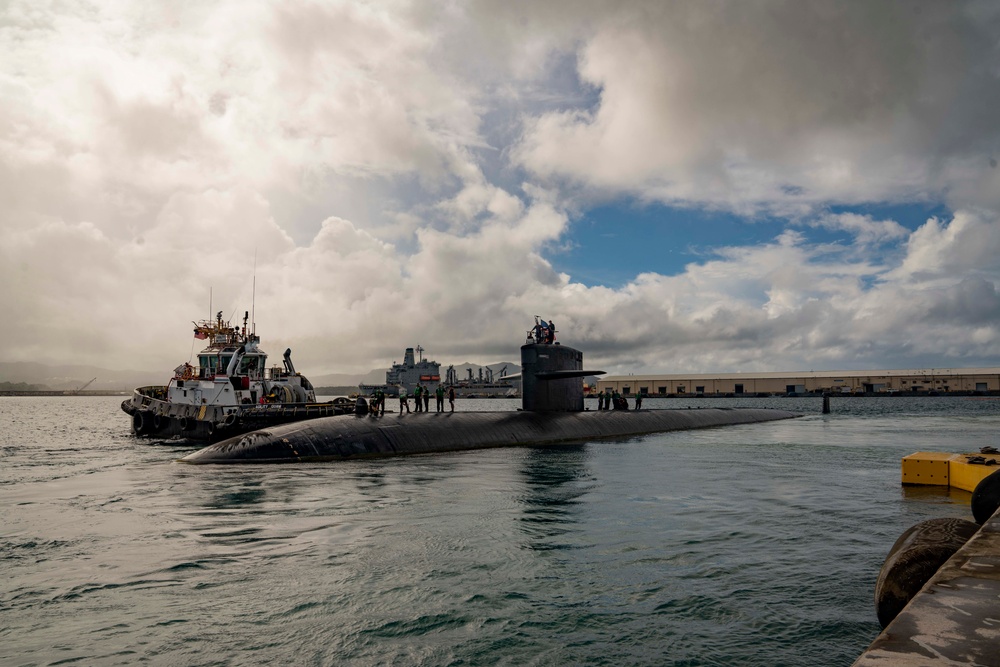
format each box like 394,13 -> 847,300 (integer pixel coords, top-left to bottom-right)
240,356 -> 263,375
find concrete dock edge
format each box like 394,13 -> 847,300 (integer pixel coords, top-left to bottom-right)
852,508 -> 1000,666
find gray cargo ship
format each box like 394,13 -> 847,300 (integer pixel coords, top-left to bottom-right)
359,346 -> 519,398
359,345 -> 440,397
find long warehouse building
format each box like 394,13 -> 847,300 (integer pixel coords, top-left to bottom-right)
597,368 -> 1000,396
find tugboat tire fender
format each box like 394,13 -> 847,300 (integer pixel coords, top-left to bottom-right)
179,416 -> 193,431
152,414 -> 164,430
133,411 -> 154,435
224,413 -> 238,427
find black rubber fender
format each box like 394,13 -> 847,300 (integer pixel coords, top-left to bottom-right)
971,468 -> 1000,525
152,414 -> 164,431
874,517 -> 979,629
133,411 -> 155,435
179,416 -> 193,431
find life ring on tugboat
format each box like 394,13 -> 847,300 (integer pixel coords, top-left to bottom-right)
133,411 -> 155,435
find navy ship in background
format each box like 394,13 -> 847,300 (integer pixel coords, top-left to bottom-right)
444,364 -> 518,398
359,345 -> 440,398
360,346 -> 518,399
182,320 -> 800,464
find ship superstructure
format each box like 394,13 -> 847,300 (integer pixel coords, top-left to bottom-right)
360,345 -> 441,397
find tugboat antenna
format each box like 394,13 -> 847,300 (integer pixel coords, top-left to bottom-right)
251,250 -> 257,336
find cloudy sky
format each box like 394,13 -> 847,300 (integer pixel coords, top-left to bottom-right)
3,0 -> 1000,376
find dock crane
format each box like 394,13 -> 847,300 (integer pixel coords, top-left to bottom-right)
73,377 -> 97,394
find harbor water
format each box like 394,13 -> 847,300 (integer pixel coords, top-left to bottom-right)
2,395 -> 998,666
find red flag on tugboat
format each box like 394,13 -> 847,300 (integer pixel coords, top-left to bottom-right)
194,330 -> 208,340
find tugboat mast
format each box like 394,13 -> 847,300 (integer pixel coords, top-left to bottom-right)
251,250 -> 257,337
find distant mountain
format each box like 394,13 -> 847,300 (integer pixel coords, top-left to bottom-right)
310,368 -> 387,387
0,381 -> 48,392
0,361 -> 162,392
0,359 -> 522,393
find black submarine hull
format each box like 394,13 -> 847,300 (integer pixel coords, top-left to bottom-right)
179,408 -> 800,464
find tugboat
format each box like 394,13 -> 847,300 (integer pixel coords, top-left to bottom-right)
121,311 -> 351,442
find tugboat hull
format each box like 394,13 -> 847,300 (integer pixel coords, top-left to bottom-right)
121,388 -> 352,443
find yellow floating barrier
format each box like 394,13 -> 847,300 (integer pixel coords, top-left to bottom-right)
901,451 -> 999,493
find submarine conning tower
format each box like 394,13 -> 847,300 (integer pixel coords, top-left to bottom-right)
521,341 -> 604,412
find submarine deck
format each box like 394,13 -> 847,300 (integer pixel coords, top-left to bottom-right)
180,407 -> 801,464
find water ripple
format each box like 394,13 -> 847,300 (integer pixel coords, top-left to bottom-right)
0,396 -> 991,666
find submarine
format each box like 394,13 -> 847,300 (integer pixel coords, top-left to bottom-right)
181,329 -> 800,464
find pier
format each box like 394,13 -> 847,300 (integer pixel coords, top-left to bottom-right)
852,460 -> 1000,665
852,504 -> 1000,666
